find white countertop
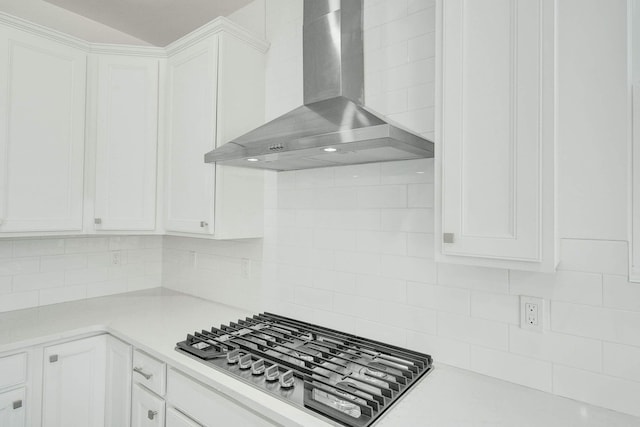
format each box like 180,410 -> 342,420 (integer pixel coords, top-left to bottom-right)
1,288 -> 639,427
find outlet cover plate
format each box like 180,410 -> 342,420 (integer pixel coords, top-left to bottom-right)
520,295 -> 544,332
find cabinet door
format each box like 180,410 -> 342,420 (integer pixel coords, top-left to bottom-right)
92,55 -> 159,231
0,28 -> 86,232
105,336 -> 132,427
166,407 -> 201,427
437,0 -> 555,271
164,37 -> 218,235
42,335 -> 107,427
0,387 -> 25,427
131,384 -> 165,427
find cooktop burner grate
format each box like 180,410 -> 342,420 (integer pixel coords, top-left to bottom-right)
176,312 -> 433,427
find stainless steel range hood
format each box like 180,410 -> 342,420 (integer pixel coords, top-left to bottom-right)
204,0 -> 434,171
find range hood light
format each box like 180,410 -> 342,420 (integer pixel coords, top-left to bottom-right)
323,147 -> 337,152
247,158 -> 259,162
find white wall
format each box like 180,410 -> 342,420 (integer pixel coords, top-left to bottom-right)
0,236 -> 162,312
164,0 -> 640,418
0,0 -> 150,45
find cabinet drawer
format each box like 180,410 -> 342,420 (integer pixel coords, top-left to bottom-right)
166,407 -> 202,427
132,384 -> 165,427
0,352 -> 27,389
133,350 -> 166,396
0,386 -> 26,426
167,369 -> 275,427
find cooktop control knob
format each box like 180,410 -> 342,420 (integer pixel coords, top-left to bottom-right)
226,349 -> 240,364
279,370 -> 295,388
251,358 -> 265,375
265,364 -> 279,381
239,354 -> 252,370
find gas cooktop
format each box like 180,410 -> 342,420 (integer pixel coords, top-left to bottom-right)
176,312 -> 433,427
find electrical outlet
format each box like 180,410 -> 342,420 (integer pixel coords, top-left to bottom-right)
111,251 -> 121,265
520,296 -> 544,332
241,258 -> 251,278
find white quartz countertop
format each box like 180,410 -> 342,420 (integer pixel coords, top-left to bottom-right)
1,288 -> 638,427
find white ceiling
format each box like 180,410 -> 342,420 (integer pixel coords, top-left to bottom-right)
41,0 -> 255,46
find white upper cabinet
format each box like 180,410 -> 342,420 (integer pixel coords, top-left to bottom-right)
436,0 -> 557,271
0,27 -> 86,233
89,53 -> 160,232
164,23 -> 267,238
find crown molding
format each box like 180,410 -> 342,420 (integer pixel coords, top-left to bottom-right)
0,12 -> 269,58
165,16 -> 269,56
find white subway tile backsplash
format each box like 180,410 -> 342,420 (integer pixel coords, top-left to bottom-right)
558,239 -> 628,275
406,330 -> 470,369
65,267 -> 109,286
407,281 -> 470,314
380,159 -> 433,184
40,253 -> 87,272
313,187 -> 359,209
509,270 -> 603,306
407,233 -> 434,258
39,284 -> 86,306
313,229 -> 356,251
364,0 -> 408,29
438,312 -> 509,351
381,255 -> 435,283
552,302 -> 640,347
335,251 -> 381,275
381,208 -> 433,233
553,366 -> 640,417
603,275 -> 640,311
408,183 -> 434,208
471,346 -> 553,392
294,286 -> 334,310
358,185 -> 407,208
356,275 -> 407,303
356,230 -> 407,255
408,32 -> 435,62
0,276 -> 11,294
438,263 -> 509,294
334,164 -> 381,187
509,326 -> 602,372
12,271 -> 64,291
603,342 -> 640,383
0,258 -> 39,277
12,239 -> 64,257
65,237 -> 110,254
356,318 -> 407,348
0,241 -> 12,258
471,292 -> 519,325
86,279 -> 128,299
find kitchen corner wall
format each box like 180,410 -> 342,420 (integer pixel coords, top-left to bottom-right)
0,236 -> 162,312
164,0 -> 640,418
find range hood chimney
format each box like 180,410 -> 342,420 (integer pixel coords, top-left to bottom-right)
204,0 -> 434,171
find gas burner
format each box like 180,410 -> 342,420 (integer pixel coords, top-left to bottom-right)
176,312 -> 432,427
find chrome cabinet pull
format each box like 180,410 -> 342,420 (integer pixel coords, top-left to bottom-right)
49,355 -> 58,363
94,218 -> 102,225
12,400 -> 22,410
133,366 -> 153,380
147,410 -> 158,420
200,221 -> 208,228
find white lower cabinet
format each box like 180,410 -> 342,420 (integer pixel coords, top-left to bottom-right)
166,369 -> 276,427
42,335 -> 107,427
166,408 -> 201,427
105,336 -> 132,427
0,387 -> 25,427
132,384 -> 165,427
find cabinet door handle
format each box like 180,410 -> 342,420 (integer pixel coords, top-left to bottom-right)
147,410 -> 158,420
133,366 -> 153,380
200,221 -> 208,228
94,218 -> 102,225
12,400 -> 22,410
49,355 -> 58,363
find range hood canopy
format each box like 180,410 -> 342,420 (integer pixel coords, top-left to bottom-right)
204,0 -> 434,171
